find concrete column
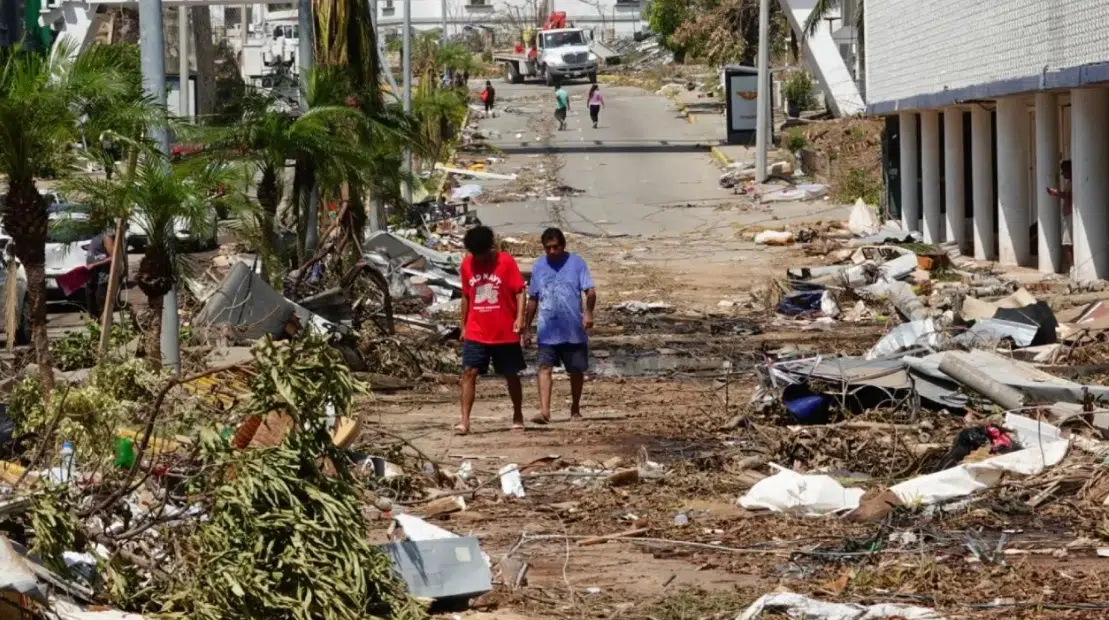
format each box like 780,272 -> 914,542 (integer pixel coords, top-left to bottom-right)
920,110 -> 942,243
898,111 -> 919,233
944,107 -> 967,251
995,97 -> 1031,266
971,106 -> 995,260
1071,88 -> 1109,282
1035,93 -> 1062,274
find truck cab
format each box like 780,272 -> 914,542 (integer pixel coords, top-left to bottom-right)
536,28 -> 599,85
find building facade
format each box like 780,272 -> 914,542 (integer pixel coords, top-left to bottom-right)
375,0 -> 646,40
866,0 -> 1109,281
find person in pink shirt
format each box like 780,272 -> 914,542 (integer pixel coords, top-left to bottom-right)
587,85 -> 604,129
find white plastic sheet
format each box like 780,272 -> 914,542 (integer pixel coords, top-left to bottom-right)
738,592 -> 944,620
738,464 -> 865,516
890,414 -> 1069,506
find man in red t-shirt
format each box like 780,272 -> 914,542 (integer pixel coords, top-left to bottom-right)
458,225 -> 527,434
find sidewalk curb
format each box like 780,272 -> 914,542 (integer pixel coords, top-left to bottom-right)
709,146 -> 733,167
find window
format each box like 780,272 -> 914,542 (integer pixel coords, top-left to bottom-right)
383,0 -> 395,13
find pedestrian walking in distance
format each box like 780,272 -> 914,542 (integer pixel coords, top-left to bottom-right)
554,84 -> 569,130
524,228 -> 596,422
587,84 -> 604,128
480,80 -> 496,117
458,225 -> 528,434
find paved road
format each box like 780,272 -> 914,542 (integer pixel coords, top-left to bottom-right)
472,82 -> 733,238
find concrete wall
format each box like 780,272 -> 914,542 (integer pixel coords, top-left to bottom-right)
376,0 -> 647,39
866,0 -> 1109,110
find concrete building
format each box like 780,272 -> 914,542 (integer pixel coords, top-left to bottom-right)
866,1 -> 1109,281
375,0 -> 646,40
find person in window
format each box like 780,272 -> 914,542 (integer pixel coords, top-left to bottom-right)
1047,159 -> 1073,274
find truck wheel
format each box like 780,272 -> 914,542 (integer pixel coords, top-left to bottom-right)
504,61 -> 521,84
544,67 -> 555,86
588,71 -> 597,84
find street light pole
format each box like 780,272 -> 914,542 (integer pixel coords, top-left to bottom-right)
754,0 -> 770,183
179,6 -> 189,119
403,0 -> 412,204
139,0 -> 180,374
299,0 -> 320,252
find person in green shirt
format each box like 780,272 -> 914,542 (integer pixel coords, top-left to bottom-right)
554,85 -> 569,130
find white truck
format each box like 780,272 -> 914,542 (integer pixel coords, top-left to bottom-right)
494,27 -> 599,86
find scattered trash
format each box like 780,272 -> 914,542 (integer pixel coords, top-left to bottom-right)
612,301 -> 673,314
500,464 -> 526,498
738,592 -> 944,620
739,464 -> 866,516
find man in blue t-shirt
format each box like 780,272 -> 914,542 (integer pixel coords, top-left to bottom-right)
524,227 -> 596,423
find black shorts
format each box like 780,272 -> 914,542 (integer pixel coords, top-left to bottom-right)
538,343 -> 588,373
554,108 -> 567,121
462,341 -> 526,376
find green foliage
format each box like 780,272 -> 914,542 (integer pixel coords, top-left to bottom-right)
29,485 -> 81,576
49,322 -> 137,371
160,332 -> 421,620
646,0 -> 689,52
833,166 -> 882,205
782,70 -> 816,111
8,358 -> 160,462
670,0 -> 788,66
784,128 -> 808,153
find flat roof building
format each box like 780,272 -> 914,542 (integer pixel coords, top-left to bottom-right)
865,0 -> 1109,281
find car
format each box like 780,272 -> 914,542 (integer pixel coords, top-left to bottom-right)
42,204 -> 118,301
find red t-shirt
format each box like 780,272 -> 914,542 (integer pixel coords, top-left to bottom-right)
461,251 -> 525,344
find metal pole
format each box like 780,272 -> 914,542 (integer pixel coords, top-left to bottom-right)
754,0 -> 769,183
240,4 -> 248,48
139,0 -> 179,374
178,6 -> 189,120
440,0 -> 447,42
402,0 -> 412,204
299,0 -> 320,252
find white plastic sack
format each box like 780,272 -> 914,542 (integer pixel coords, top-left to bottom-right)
820,291 -> 840,318
754,230 -> 795,245
847,198 -> 882,237
500,464 -> 526,498
739,464 -> 865,516
890,414 -> 1068,506
738,592 -> 944,620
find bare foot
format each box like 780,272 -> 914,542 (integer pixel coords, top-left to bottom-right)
530,414 -> 551,425
454,423 -> 470,436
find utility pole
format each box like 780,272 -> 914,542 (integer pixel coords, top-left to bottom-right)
402,0 -> 412,204
139,0 -> 180,374
179,7 -> 189,119
299,0 -> 320,252
754,0 -> 769,183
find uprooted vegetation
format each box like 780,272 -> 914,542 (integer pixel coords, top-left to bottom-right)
802,118 -> 884,206
3,333 -> 423,619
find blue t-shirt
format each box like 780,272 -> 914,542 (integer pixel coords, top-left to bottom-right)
528,253 -> 594,345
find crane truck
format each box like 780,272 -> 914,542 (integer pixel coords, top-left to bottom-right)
493,12 -> 599,86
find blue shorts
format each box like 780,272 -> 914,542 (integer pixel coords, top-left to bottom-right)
462,341 -> 526,376
538,343 -> 589,373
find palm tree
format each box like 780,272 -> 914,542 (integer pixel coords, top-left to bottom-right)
70,156 -> 246,365
204,75 -> 413,279
802,0 -> 865,94
0,42 -> 131,397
